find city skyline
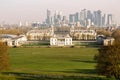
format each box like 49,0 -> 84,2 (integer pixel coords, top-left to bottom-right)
0,0 -> 119,24
40,9 -> 114,27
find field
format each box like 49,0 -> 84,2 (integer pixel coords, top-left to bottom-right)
2,47 -> 110,79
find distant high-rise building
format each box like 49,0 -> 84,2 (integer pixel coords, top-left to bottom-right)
62,16 -> 66,21
54,11 -> 58,25
102,14 -> 108,27
51,17 -> 54,25
53,10 -> 63,25
80,9 -> 87,21
62,16 -> 68,23
87,10 -> 92,20
62,16 -> 68,26
80,9 -> 87,26
74,12 -> 80,22
57,11 -> 62,21
102,14 -> 105,27
107,14 -> 113,26
46,9 -> 51,25
93,10 -> 102,27
87,19 -> 92,28
42,9 -> 115,27
69,14 -> 75,24
86,10 -> 93,27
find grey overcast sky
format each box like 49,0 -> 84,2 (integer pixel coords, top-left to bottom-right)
0,0 -> 119,24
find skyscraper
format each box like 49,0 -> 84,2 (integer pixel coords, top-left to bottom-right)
69,14 -> 75,24
102,14 -> 106,27
93,10 -> 102,27
54,11 -> 58,25
80,9 -> 87,26
80,9 -> 87,21
46,9 -> 51,25
101,14 -> 110,27
43,9 -> 114,27
57,11 -> 62,21
74,12 -> 80,22
54,10 -> 63,25
86,10 -> 93,27
107,14 -> 113,26
87,10 -> 92,20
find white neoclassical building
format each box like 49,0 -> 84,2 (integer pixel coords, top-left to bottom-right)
7,35 -> 27,47
50,34 -> 73,46
70,26 -> 97,40
26,26 -> 54,41
0,34 -> 27,47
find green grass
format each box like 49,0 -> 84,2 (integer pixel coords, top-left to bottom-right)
22,42 -> 50,46
7,47 -> 98,76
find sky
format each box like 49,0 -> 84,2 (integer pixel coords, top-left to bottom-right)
0,0 -> 120,24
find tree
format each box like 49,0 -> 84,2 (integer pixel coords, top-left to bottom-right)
112,29 -> 120,41
94,41 -> 120,79
97,30 -> 111,37
0,42 -> 9,71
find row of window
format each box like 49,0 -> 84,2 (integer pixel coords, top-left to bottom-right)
50,42 -> 72,45
51,38 -> 72,41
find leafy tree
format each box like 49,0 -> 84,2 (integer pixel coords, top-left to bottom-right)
97,30 -> 111,37
0,42 -> 9,71
94,41 -> 120,79
112,29 -> 120,41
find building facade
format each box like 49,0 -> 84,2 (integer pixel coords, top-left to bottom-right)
50,34 -> 72,46
103,38 -> 114,46
26,26 -> 54,41
70,27 -> 97,40
0,34 -> 27,47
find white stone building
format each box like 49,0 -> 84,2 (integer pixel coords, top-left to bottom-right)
70,26 -> 97,40
0,34 -> 27,47
0,34 -> 16,42
50,34 -> 73,46
103,38 -> 115,46
7,35 -> 27,47
26,26 -> 54,41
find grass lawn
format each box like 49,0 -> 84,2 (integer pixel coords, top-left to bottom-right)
7,47 -> 98,77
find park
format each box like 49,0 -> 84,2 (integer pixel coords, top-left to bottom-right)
0,47 -> 113,80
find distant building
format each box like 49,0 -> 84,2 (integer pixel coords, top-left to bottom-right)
80,9 -> 87,27
53,10 -> 63,26
40,9 -> 116,27
46,9 -> 51,26
70,26 -> 97,40
96,35 -> 106,44
0,34 -> 27,47
87,19 -> 92,28
0,34 -> 13,43
107,14 -> 113,26
7,35 -> 27,47
69,14 -> 75,24
50,34 -> 72,46
97,35 -> 115,46
31,22 -> 41,28
74,12 -> 80,22
103,38 -> 115,46
93,10 -> 102,27
26,26 -> 54,41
